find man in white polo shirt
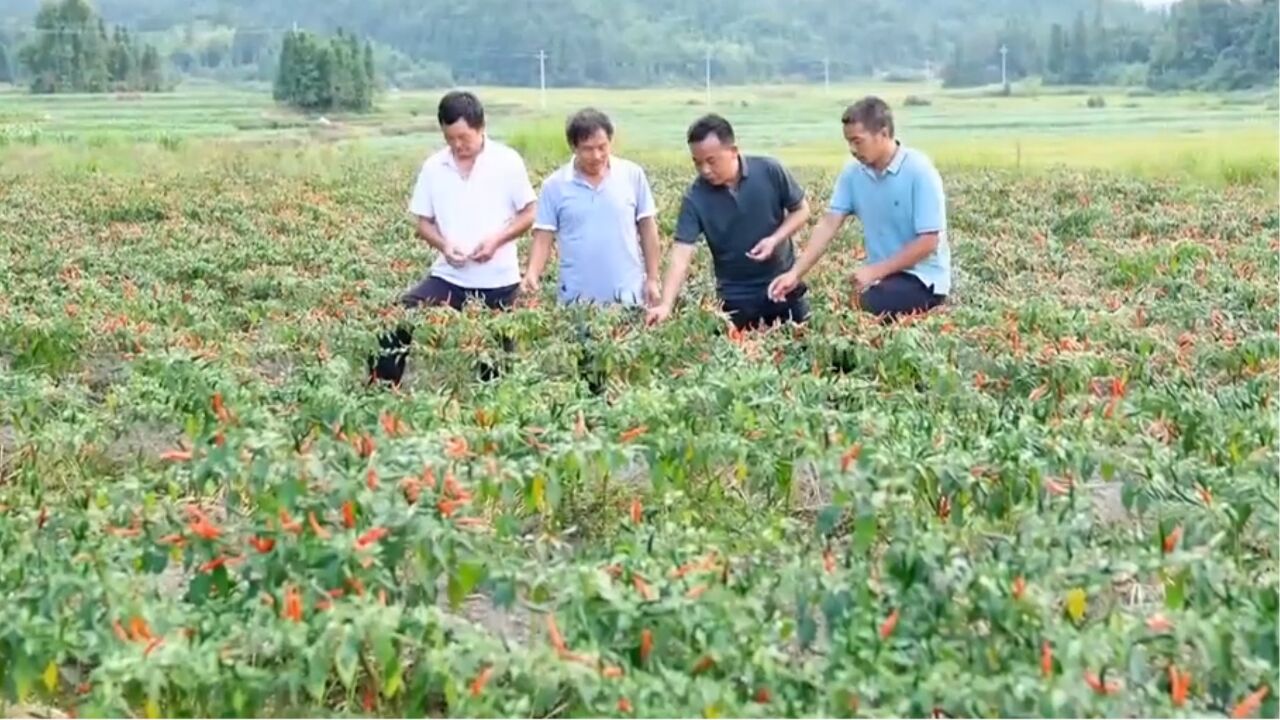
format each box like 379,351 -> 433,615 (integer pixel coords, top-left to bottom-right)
370,90 -> 536,385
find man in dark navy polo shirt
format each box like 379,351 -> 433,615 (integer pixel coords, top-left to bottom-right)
646,114 -> 812,330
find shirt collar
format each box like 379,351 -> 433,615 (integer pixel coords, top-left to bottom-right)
570,155 -> 612,186
443,135 -> 488,169
860,140 -> 905,178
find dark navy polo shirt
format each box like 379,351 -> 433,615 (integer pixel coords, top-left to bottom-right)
673,154 -> 806,302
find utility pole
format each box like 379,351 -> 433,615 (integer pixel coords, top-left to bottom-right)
823,56 -> 830,95
1000,44 -> 1009,91
704,47 -> 712,106
538,50 -> 547,110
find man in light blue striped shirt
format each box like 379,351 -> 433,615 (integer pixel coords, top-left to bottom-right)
522,108 -> 662,307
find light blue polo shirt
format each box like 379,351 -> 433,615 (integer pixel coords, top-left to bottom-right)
829,143 -> 952,296
534,157 -> 656,305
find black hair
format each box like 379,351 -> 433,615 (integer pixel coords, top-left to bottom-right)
565,107 -> 614,147
841,96 -> 895,137
437,90 -> 485,129
686,113 -> 735,145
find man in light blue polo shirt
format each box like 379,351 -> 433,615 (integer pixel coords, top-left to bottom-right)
769,96 -> 952,320
522,108 -> 661,307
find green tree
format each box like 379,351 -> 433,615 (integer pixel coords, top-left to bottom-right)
1047,22 -> 1068,78
1066,10 -> 1092,83
0,44 -> 12,84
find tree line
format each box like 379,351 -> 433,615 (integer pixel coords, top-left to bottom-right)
943,0 -> 1278,90
272,29 -> 374,112
0,0 -> 1274,92
12,0 -> 162,92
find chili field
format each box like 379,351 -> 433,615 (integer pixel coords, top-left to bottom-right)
1,149 -> 1277,718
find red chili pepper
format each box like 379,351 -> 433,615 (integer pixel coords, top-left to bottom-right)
342,501 -> 356,529
355,527 -> 389,549
249,536 -> 275,553
639,628 -> 653,664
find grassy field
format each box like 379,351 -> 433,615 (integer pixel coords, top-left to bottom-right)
1,80 -> 1277,182
0,81 -> 1277,718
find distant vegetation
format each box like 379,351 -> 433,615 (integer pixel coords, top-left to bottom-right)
0,0 -> 1275,93
14,0 -> 163,93
272,29 -> 374,113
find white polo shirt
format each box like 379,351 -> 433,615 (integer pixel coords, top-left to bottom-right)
408,138 -> 537,289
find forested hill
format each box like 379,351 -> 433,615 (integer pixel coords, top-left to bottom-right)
0,0 -> 1155,83
0,0 -> 1275,90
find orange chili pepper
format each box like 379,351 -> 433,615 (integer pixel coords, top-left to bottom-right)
342,501 -> 356,529
282,585 -> 303,622
840,442 -> 863,472
1230,686 -> 1269,719
1168,665 -> 1190,708
279,508 -> 302,534
629,497 -> 642,525
1013,575 -> 1026,600
1163,526 -> 1182,554
879,608 -> 899,640
639,629 -> 652,664
469,665 -> 493,697
308,511 -> 330,539
618,426 -> 648,443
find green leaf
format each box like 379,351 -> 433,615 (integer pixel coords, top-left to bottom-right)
334,628 -> 360,690
382,655 -> 404,698
853,510 -> 877,554
816,504 -> 842,537
447,560 -> 486,610
1164,569 -> 1187,610
796,595 -> 817,651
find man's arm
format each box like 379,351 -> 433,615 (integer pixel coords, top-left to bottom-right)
791,210 -> 849,279
858,233 -> 940,283
637,216 -> 661,282
523,228 -> 555,289
415,215 -> 449,252
654,242 -> 696,311
471,202 -> 535,262
772,198 -> 811,244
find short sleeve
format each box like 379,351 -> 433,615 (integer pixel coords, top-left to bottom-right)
408,163 -> 434,218
508,152 -> 538,212
912,161 -> 946,234
634,167 -> 656,221
828,165 -> 857,216
673,192 -> 702,244
533,179 -> 558,232
771,160 -> 806,210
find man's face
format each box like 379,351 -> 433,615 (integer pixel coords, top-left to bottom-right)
573,128 -> 611,175
689,135 -> 738,186
442,119 -> 484,161
844,122 -> 892,167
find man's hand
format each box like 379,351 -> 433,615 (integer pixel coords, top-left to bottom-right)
520,274 -> 540,295
643,278 -> 662,307
469,237 -> 502,263
745,235 -> 781,262
767,270 -> 801,302
443,244 -> 470,268
645,302 -> 673,326
850,265 -> 881,293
